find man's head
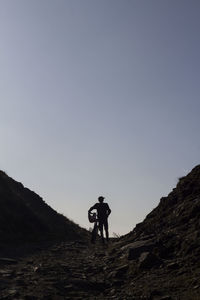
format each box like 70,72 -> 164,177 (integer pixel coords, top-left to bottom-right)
98,196 -> 105,203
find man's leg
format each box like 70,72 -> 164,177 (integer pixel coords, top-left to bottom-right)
99,221 -> 105,243
104,219 -> 109,242
91,222 -> 98,243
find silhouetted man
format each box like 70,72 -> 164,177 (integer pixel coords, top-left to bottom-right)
88,196 -> 111,243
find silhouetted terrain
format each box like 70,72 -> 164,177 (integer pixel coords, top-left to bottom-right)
0,171 -> 87,250
107,165 -> 200,299
1,166 -> 200,299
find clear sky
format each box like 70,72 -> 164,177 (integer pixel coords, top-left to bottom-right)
1,0 -> 200,236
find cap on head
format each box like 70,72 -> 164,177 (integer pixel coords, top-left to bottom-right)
98,196 -> 105,202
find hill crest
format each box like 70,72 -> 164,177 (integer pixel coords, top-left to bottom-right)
0,170 -> 87,245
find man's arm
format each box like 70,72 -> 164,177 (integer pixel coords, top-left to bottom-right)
88,204 -> 97,213
107,204 -> 111,216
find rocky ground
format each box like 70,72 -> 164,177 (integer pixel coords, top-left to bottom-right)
0,237 -> 200,300
2,166 -> 200,299
0,239 -> 115,300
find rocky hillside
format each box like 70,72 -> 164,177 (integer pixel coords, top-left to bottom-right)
0,171 -> 87,246
1,166 -> 200,299
107,165 -> 200,299
121,164 -> 200,256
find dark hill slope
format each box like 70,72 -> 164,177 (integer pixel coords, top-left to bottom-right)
107,165 -> 200,299
1,167 -> 200,299
124,165 -> 200,257
0,171 -> 87,244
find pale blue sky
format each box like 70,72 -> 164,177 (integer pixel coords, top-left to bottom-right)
1,0 -> 200,235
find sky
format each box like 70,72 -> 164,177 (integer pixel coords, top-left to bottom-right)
1,0 -> 200,236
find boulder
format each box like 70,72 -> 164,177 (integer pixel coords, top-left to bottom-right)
122,239 -> 156,260
138,252 -> 162,269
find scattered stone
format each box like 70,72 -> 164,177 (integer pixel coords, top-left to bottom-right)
115,264 -> 129,277
7,288 -> 19,297
33,266 -> 42,273
0,269 -> 15,278
193,285 -> 200,290
124,239 -> 156,260
167,262 -> 179,270
110,288 -> 116,294
0,257 -> 18,265
64,284 -> 74,291
108,270 -> 117,279
138,252 -> 162,269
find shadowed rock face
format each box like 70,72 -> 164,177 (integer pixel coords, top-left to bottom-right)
1,166 -> 200,299
108,165 -> 200,299
0,171 -> 88,247
122,164 -> 200,258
